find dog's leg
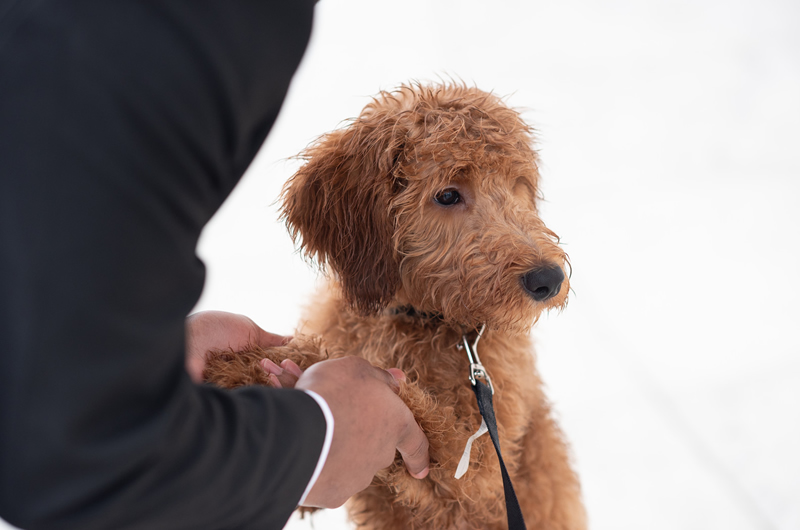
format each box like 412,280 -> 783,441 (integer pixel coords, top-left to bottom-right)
202,334 -> 330,390
513,401 -> 587,530
347,381 -> 514,530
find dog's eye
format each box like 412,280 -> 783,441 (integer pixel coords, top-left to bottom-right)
434,189 -> 461,206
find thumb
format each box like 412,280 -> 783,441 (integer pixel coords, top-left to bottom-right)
384,368 -> 406,393
252,325 -> 292,349
395,413 -> 430,479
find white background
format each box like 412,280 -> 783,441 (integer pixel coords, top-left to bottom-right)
4,0 -> 798,528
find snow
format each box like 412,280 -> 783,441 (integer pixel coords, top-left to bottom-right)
4,0 -> 798,528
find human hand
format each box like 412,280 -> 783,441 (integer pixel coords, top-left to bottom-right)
294,357 -> 430,508
259,357 -> 305,389
259,357 -> 403,391
185,310 -> 291,383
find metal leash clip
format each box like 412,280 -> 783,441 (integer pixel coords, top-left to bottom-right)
460,323 -> 493,395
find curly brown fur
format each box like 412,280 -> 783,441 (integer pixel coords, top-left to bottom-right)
203,336 -> 331,388
204,83 -> 586,530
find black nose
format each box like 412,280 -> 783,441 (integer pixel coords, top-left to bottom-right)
521,265 -> 565,302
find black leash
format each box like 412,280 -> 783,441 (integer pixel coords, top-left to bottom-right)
461,327 -> 527,530
472,380 -> 527,530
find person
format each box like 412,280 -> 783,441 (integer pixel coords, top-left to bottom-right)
0,2 -> 429,529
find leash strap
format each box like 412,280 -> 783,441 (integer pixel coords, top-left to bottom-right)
473,380 -> 528,530
460,326 -> 527,530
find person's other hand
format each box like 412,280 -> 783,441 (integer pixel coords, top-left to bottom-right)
185,310 -> 290,383
295,357 -> 430,508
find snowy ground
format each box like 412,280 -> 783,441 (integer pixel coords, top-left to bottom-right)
4,0 -> 798,528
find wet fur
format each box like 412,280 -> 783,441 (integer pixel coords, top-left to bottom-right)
204,83 -> 586,529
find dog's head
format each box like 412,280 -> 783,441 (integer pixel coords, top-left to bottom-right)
282,83 -> 569,332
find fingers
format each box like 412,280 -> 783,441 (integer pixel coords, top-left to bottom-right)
395,413 -> 430,479
368,365 -> 429,479
378,367 -> 429,478
385,367 -> 406,383
281,359 -> 304,378
260,358 -> 302,388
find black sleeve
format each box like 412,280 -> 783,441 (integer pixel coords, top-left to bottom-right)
0,2 -> 323,529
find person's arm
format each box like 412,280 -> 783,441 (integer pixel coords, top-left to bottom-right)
185,312 -> 431,510
0,2 -> 322,528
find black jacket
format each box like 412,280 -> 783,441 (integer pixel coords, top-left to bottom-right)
0,1 -> 324,528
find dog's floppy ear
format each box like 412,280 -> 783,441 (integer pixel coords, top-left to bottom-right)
281,111 -> 405,315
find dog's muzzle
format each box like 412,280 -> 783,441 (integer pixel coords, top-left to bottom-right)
521,265 -> 565,302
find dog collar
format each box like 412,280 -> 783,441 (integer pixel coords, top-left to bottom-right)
387,305 -> 444,323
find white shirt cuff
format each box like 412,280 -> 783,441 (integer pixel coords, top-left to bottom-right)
298,389 -> 334,506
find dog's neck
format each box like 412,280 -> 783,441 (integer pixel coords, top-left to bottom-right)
384,304 -> 485,346
386,304 -> 444,323
382,289 -> 487,337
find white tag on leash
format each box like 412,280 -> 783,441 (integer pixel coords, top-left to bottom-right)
454,418 -> 488,479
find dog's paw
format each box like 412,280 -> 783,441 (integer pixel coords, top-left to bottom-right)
202,335 -> 331,390
202,348 -> 275,389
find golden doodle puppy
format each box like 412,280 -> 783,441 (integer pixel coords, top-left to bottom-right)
205,83 -> 586,530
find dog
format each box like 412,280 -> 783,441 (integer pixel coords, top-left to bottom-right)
204,83 -> 586,530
